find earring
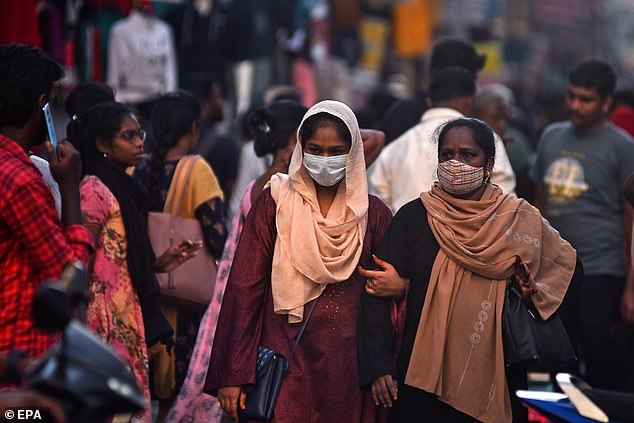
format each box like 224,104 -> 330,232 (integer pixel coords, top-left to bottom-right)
103,153 -> 108,159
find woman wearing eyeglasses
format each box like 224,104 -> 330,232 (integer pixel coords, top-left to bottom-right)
133,91 -> 228,418
68,101 -> 202,423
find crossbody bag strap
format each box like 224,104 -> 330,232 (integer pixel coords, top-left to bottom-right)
288,297 -> 319,363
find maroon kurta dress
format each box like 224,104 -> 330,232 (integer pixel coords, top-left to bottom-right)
205,188 -> 392,423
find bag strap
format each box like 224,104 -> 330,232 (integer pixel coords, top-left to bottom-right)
163,155 -> 199,215
288,297 -> 319,362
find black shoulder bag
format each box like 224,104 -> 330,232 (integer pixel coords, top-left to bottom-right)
239,298 -> 319,421
502,282 -> 576,372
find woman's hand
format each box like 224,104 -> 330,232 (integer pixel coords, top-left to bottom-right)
218,386 -> 247,422
371,374 -> 398,408
514,256 -> 538,297
358,255 -> 406,298
154,240 -> 203,273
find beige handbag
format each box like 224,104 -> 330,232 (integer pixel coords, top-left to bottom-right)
147,155 -> 217,312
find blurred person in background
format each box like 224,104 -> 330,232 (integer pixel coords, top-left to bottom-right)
370,67 -> 515,214
65,82 -> 116,121
165,100 -> 308,423
228,86 -> 303,219
531,59 -> 634,390
133,91 -> 228,420
533,92 -> 568,144
189,76 -> 240,210
70,101 -> 201,422
0,44 -> 92,372
473,88 -> 535,202
381,38 -> 486,145
355,90 -> 399,130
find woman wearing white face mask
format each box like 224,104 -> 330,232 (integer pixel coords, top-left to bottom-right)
358,118 -> 583,423
205,100 -> 400,423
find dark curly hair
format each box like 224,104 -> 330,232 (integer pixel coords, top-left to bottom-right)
569,59 -> 616,99
248,101 -> 308,157
0,44 -> 63,128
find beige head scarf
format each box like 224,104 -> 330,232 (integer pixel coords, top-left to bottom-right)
268,100 -> 368,323
405,184 -> 576,423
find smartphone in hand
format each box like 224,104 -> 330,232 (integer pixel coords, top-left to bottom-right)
42,103 -> 58,156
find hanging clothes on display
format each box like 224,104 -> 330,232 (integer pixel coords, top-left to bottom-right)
107,10 -> 177,104
75,6 -> 125,82
77,17 -> 106,82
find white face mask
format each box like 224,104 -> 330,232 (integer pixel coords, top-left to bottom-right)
303,153 -> 348,186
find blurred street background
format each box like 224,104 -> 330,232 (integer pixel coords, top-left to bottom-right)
4,0 -> 634,149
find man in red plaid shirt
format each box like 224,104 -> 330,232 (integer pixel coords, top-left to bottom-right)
0,44 -> 93,367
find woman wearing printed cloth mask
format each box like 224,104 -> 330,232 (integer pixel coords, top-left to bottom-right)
205,100 -> 400,423
357,117 -> 583,423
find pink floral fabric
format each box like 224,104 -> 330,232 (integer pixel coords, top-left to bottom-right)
80,175 -> 151,422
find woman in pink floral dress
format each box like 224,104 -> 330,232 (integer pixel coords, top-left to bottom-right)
71,101 -> 201,422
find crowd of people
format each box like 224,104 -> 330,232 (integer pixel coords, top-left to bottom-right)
1,32 -> 634,423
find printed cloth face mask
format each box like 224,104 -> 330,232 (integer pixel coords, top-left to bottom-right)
437,159 -> 485,194
303,153 -> 348,186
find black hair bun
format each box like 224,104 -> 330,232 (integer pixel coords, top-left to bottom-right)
249,106 -> 277,157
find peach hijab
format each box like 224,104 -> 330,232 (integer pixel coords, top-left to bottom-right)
268,100 -> 368,323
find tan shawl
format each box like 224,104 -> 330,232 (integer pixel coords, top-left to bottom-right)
268,100 -> 368,323
405,184 -> 576,423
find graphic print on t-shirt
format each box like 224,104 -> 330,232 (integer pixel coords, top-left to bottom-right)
544,156 -> 589,205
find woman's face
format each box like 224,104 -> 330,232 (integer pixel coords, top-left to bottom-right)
438,126 -> 488,168
303,126 -> 351,157
99,114 -> 145,168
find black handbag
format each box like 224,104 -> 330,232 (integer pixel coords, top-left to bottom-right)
502,283 -> 576,372
239,298 -> 319,421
